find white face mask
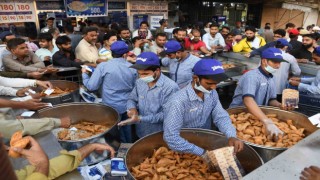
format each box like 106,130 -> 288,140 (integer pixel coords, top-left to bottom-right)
265,61 -> 278,74
194,80 -> 211,94
140,73 -> 155,83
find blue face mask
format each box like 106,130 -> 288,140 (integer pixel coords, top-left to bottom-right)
194,81 -> 211,94
140,74 -> 155,83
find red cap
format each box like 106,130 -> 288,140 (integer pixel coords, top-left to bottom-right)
288,29 -> 299,35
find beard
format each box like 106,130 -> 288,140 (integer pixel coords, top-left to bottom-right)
62,47 -> 71,52
303,43 -> 313,49
246,36 -> 255,41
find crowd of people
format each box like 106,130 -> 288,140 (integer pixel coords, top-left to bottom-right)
0,17 -> 319,179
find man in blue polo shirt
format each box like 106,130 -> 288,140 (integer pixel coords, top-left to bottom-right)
230,47 -> 291,138
163,59 -> 243,158
82,41 -> 137,143
161,40 -> 200,89
118,52 -> 179,138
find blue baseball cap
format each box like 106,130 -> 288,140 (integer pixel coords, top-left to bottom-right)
130,52 -> 160,70
164,40 -> 182,54
110,41 -> 129,55
193,59 -> 228,82
314,46 -> 320,56
261,47 -> 288,63
276,38 -> 289,47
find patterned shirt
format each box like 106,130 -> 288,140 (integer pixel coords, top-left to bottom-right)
230,67 -> 277,107
127,73 -> 179,138
161,53 -> 200,88
82,58 -> 137,114
163,83 -> 236,156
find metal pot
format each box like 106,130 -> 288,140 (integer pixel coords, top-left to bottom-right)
126,129 -> 264,179
37,102 -> 121,166
227,106 -> 318,162
38,80 -> 80,105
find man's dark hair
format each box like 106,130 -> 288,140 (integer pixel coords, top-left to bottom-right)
265,23 -> 271,26
38,33 -> 53,42
285,23 -> 295,29
172,28 -> 180,35
1,33 -> 13,42
56,35 -> 71,46
64,24 -> 74,33
159,19 -> 167,25
155,33 -> 167,39
245,26 -> 256,33
175,28 -> 187,35
265,26 -> 271,30
209,23 -> 219,29
7,38 -> 25,50
221,26 -> 230,31
297,27 -> 304,31
302,33 -> 316,40
118,27 -> 130,34
140,21 -> 149,27
274,29 -> 286,37
132,36 -> 141,44
191,29 -> 200,34
103,32 -> 117,41
226,33 -> 235,37
82,27 -> 98,35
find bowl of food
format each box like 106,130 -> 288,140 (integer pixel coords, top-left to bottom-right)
36,80 -> 80,105
126,129 -> 264,179
37,103 -> 120,165
227,106 -> 318,162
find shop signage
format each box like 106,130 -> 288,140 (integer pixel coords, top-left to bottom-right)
130,1 -> 168,15
0,0 -> 36,23
36,1 -> 65,10
65,0 -> 107,17
149,15 -> 163,30
108,1 -> 126,10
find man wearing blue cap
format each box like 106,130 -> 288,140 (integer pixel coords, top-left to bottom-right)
289,46 -> 320,95
230,47 -> 293,139
82,41 -> 137,143
163,59 -> 243,158
273,39 -> 301,101
117,52 -> 179,138
162,40 -> 200,88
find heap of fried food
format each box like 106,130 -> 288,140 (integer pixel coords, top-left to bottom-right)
230,112 -> 305,148
9,131 -> 30,158
40,87 -> 73,97
222,64 -> 235,69
131,147 -> 223,180
57,121 -> 109,140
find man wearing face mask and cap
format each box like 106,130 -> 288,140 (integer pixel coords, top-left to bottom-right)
230,47 -> 293,140
163,59 -> 243,158
118,52 -> 179,138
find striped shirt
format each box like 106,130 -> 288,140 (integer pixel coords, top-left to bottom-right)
127,73 -> 179,138
82,58 -> 137,114
230,67 -> 277,107
163,83 -> 236,156
161,53 -> 200,88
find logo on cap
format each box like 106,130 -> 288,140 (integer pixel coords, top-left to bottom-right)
164,47 -> 167,51
137,57 -> 147,62
274,53 -> 282,56
211,66 -> 223,71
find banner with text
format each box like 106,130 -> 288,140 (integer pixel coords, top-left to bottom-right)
0,0 -> 36,23
65,0 -> 107,17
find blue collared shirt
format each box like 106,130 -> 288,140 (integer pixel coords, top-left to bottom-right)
298,70 -> 320,95
163,83 -> 236,156
230,67 -> 277,107
127,73 -> 179,138
82,58 -> 137,114
161,54 -> 200,89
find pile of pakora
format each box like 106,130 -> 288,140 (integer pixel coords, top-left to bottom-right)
131,147 -> 223,180
40,87 -> 73,97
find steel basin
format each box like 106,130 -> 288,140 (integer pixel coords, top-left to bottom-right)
36,80 -> 80,105
126,129 -> 264,179
37,102 -> 121,165
227,106 -> 318,162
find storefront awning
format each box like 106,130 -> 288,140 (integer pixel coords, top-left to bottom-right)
282,3 -> 312,12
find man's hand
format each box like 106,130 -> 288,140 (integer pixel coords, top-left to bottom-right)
45,67 -> 59,74
127,108 -> 138,118
228,137 -> 244,154
78,143 -> 115,160
118,115 -> 140,126
44,56 -> 51,62
289,79 -> 300,86
60,117 -> 71,128
16,88 -> 29,97
36,81 -> 53,89
300,166 -> 320,180
134,39 -> 144,48
280,104 -> 296,111
27,71 -> 44,79
81,67 -> 89,74
21,99 -> 48,110
11,136 -> 49,176
262,118 -> 284,140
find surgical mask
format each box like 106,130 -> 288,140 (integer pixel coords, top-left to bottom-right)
194,81 -> 211,94
140,74 -> 155,83
265,64 -> 278,74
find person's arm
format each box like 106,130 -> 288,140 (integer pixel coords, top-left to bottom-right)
161,57 -> 170,67
268,99 -> 282,108
127,83 -> 139,112
301,77 -> 315,84
0,76 -> 36,88
198,41 -> 212,54
3,56 -> 40,73
0,98 -> 48,110
243,97 -> 268,121
133,47 -> 142,56
30,52 -> 45,68
249,42 -> 274,57
82,63 -> 106,91
0,86 -> 18,96
163,100 -> 205,156
298,83 -> 320,94
290,57 -> 301,76
0,117 -> 68,138
52,54 -> 82,68
0,71 -> 28,78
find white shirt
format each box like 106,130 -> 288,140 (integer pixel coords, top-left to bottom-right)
202,32 -> 226,50
35,46 -> 59,61
0,76 -> 36,96
272,50 -> 301,94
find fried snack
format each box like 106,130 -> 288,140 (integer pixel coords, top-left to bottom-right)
40,87 -> 73,97
231,113 -> 305,148
131,146 -> 223,180
56,121 -> 110,141
9,131 -> 30,158
222,64 -> 236,69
